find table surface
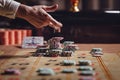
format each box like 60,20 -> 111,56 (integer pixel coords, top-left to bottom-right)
0,44 -> 120,80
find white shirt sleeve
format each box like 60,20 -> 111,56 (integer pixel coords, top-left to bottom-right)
0,0 -> 20,19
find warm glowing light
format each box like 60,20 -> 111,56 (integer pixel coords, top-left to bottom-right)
70,0 -> 80,12
105,10 -> 120,14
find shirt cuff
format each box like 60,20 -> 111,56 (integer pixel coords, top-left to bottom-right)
8,0 -> 21,19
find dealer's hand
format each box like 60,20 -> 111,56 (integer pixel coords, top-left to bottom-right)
16,4 -> 62,32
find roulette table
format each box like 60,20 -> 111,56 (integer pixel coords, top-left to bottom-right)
0,44 -> 120,80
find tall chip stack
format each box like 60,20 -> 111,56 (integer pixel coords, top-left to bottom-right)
0,29 -> 32,45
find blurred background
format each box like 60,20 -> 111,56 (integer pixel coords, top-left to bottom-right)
0,0 -> 120,43
15,0 -> 120,11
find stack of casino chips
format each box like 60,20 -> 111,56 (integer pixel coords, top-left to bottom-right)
34,47 -> 48,56
61,51 -> 73,57
63,44 -> 78,52
61,41 -> 79,56
47,37 -> 63,57
0,29 -> 32,45
48,37 -> 63,49
46,49 -> 62,57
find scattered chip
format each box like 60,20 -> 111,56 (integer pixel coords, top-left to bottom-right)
79,77 -> 96,80
90,48 -> 102,54
92,51 -> 103,57
61,60 -> 76,66
78,66 -> 93,71
90,48 -> 103,57
79,71 -> 96,76
78,60 -> 92,66
2,69 -> 21,75
37,68 -> 55,76
62,68 -> 77,73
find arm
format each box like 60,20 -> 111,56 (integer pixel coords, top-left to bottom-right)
0,0 -> 62,32
16,4 -> 62,32
0,0 -> 20,19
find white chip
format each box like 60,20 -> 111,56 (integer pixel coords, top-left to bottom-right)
50,49 -> 62,53
90,48 -> 102,54
61,60 -> 76,65
62,68 -> 77,73
63,41 -> 74,46
37,68 -> 55,75
78,66 -> 93,71
90,48 -> 103,57
92,51 -> 103,57
80,71 -> 95,76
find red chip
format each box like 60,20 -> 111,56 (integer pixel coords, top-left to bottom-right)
0,29 -> 32,45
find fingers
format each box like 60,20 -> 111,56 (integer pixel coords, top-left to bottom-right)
24,4 -> 63,32
48,14 -> 62,26
33,5 -> 62,29
38,11 -> 62,31
42,4 -> 58,12
49,22 -> 61,32
48,15 -> 62,32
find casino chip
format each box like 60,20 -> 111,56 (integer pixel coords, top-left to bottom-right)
63,41 -> 74,47
79,77 -> 96,80
33,47 -> 48,56
78,66 -> 93,71
37,68 -> 55,75
46,49 -> 62,57
90,48 -> 103,57
61,60 -> 76,66
2,69 -> 21,75
78,60 -> 92,66
62,68 -> 77,73
79,71 -> 96,76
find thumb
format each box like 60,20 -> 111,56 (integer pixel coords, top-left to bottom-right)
42,4 -> 58,12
